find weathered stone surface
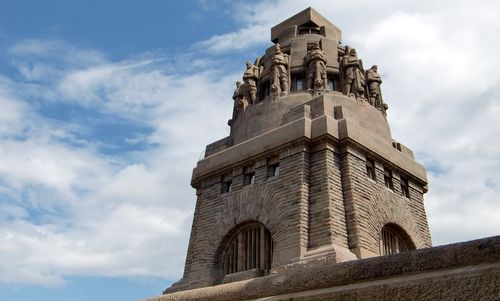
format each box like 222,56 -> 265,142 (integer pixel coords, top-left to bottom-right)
341,48 -> 366,100
146,236 -> 500,301
271,7 -> 342,44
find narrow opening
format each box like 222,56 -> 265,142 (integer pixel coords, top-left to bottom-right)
333,106 -> 343,120
243,165 -> 255,186
221,180 -> 232,193
400,177 -> 410,198
327,77 -> 335,91
366,159 -> 376,181
295,78 -> 304,91
384,169 -> 394,190
221,174 -> 232,193
267,157 -> 280,178
258,81 -> 270,101
291,73 -> 305,92
267,163 -> 279,178
392,142 -> 402,151
299,22 -> 321,36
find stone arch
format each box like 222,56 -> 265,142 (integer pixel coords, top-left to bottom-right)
205,184 -> 293,284
366,187 -> 427,253
380,223 -> 416,255
212,183 -> 292,262
213,220 -> 273,283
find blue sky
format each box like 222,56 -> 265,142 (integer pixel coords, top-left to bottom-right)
0,1 -> 236,57
1,1 -> 499,301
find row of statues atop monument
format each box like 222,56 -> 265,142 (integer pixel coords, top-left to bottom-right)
230,42 -> 388,125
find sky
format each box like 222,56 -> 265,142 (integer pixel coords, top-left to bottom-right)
0,0 -> 499,300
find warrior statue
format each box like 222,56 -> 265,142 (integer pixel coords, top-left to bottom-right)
306,41 -> 327,91
270,43 -> 289,95
366,65 -> 382,107
228,81 -> 246,126
242,61 -> 260,105
341,48 -> 366,99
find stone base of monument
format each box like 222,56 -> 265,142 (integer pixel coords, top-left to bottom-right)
144,235 -> 499,301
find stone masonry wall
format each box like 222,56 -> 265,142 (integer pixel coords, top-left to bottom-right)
175,143 -> 311,289
341,146 -> 431,258
171,97 -> 432,292
308,141 -> 348,250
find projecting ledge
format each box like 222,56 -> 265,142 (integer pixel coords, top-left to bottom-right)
144,236 -> 500,301
192,117 -> 314,183
192,114 -> 427,185
338,118 -> 428,184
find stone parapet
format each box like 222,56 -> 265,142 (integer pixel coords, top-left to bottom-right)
193,95 -> 427,187
145,236 -> 500,301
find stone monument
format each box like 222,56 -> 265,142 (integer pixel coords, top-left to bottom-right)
145,7 -> 499,301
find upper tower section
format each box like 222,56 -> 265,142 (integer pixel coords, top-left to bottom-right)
271,7 -> 342,44
205,8 -> 394,158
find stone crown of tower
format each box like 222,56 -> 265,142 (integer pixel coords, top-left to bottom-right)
271,7 -> 341,43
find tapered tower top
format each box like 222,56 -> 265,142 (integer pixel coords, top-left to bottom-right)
271,7 -> 342,43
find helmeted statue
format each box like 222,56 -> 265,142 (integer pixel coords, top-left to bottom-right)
242,61 -> 260,105
306,41 -> 327,91
270,43 -> 289,95
341,48 -> 366,99
366,65 -> 382,107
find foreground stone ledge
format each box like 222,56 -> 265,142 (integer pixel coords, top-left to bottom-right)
144,236 -> 500,301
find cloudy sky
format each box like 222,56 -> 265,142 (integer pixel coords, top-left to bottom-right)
0,0 -> 499,300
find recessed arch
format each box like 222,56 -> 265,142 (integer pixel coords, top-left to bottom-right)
380,223 -> 416,255
216,221 -> 273,277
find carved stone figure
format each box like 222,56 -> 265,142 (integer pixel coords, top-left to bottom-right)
270,44 -> 289,95
381,102 -> 389,116
233,81 -> 243,101
233,81 -> 248,111
306,42 -> 327,91
228,81 -> 249,125
342,48 -> 366,99
366,65 -> 382,107
242,61 -> 260,104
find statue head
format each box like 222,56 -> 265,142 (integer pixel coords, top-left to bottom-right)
312,41 -> 320,50
246,61 -> 252,69
349,48 -> 357,56
236,81 -> 242,88
274,43 -> 282,54
371,65 -> 378,71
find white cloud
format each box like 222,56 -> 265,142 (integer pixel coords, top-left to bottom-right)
0,90 -> 29,136
196,24 -> 269,53
0,140 -> 110,200
346,3 -> 500,245
10,39 -> 106,67
0,37 -> 236,286
195,0 -> 409,53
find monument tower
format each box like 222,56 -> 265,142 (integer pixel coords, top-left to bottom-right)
166,7 -> 431,293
